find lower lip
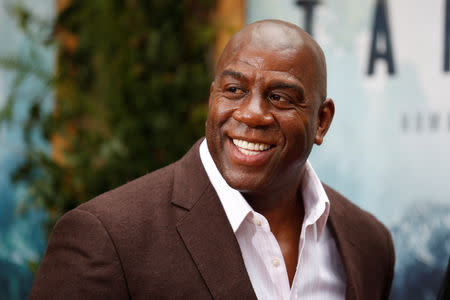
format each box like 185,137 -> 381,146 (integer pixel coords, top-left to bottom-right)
227,138 -> 274,167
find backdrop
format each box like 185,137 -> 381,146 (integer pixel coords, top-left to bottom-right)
247,0 -> 450,299
1,0 -> 449,299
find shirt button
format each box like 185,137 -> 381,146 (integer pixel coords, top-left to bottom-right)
252,217 -> 262,226
271,258 -> 281,267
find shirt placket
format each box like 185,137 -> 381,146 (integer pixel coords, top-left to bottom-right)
289,220 -> 317,299
252,212 -> 291,300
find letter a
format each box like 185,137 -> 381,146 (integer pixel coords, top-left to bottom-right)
367,0 -> 396,75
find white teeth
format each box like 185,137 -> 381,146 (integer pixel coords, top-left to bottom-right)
232,139 -> 271,155
240,148 -> 259,156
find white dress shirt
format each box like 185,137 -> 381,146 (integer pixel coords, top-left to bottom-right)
199,140 -> 346,300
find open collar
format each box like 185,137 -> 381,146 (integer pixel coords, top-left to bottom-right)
199,139 -> 330,241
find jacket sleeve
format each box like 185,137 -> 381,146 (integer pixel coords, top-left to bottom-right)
29,208 -> 129,300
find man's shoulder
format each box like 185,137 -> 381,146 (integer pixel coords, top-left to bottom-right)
323,183 -> 393,255
322,185 -> 395,298
75,161 -> 178,226
85,162 -> 175,209
76,139 -> 204,219
67,139 -> 205,229
324,183 -> 388,232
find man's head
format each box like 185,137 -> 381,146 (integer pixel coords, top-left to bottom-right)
205,19 -> 334,196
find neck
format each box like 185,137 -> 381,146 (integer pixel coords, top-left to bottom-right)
243,183 -> 304,234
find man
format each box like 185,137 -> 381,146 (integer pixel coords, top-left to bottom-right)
30,20 -> 395,299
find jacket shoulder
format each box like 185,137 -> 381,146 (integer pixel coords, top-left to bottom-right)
75,162 -> 178,230
324,184 -> 395,299
87,163 -> 173,205
324,184 -> 391,238
77,139 -> 205,220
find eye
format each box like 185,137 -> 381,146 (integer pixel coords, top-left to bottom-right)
268,92 -> 295,109
269,93 -> 283,101
224,86 -> 246,98
227,86 -> 243,93
269,93 -> 291,103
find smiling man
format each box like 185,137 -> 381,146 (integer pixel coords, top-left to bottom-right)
30,20 -> 395,300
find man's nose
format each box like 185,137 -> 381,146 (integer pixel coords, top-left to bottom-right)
232,93 -> 274,127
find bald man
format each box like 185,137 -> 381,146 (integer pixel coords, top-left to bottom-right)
30,20 -> 395,300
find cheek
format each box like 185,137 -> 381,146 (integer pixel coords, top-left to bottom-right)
209,99 -> 236,127
206,98 -> 235,139
280,111 -> 316,153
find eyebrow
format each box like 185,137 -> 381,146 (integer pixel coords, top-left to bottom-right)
220,70 -> 248,82
269,82 -> 304,98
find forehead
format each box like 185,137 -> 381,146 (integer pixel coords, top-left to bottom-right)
218,42 -> 320,87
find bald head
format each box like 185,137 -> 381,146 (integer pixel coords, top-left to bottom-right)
206,20 -> 335,195
216,20 -> 327,100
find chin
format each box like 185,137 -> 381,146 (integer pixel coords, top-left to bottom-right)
222,171 -> 268,194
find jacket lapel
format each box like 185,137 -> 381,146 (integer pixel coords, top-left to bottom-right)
171,140 -> 257,300
325,185 -> 362,300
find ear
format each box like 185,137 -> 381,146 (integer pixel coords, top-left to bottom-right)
314,98 -> 335,145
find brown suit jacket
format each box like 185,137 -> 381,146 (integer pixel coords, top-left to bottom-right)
30,139 -> 395,300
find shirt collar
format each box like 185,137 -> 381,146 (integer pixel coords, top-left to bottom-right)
199,139 -> 330,240
199,139 -> 252,232
300,160 -> 330,241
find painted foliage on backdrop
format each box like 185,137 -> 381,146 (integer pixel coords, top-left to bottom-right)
247,0 -> 450,299
0,0 -> 53,299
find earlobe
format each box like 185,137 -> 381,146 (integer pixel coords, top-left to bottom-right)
314,98 -> 335,145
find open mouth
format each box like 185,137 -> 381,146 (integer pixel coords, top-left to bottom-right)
232,138 -> 273,156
